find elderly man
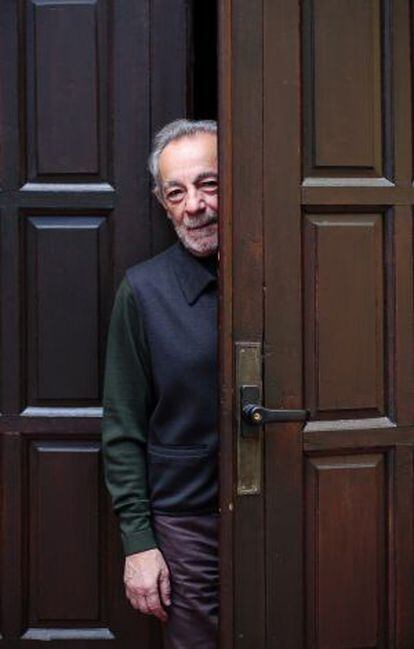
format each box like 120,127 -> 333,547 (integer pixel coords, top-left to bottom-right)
102,119 -> 219,648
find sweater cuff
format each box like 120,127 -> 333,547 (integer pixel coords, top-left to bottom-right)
122,528 -> 158,556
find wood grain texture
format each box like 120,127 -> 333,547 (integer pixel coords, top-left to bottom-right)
225,0 -> 414,646
218,2 -> 235,647
0,433 -> 24,638
231,0 -> 266,645
393,446 -> 414,644
29,441 -> 101,622
306,453 -> 386,648
264,0 -> 303,646
313,0 -> 382,172
0,1 -> 197,646
394,208 -> 414,423
304,212 -> 385,418
32,0 -> 100,175
26,216 -> 110,406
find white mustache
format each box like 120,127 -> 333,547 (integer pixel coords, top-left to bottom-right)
184,212 -> 218,230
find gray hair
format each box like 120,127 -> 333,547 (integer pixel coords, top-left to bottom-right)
148,118 -> 217,194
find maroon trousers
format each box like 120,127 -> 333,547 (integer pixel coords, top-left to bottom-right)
153,514 -> 219,649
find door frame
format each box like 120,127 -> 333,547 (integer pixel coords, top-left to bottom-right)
218,1 -> 235,646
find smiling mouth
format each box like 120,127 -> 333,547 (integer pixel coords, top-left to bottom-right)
187,221 -> 217,231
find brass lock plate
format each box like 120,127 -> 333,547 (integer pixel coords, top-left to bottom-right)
235,342 -> 262,495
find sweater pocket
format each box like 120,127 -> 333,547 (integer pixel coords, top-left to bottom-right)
147,443 -> 218,514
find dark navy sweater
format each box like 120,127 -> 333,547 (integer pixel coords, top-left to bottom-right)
102,241 -> 218,555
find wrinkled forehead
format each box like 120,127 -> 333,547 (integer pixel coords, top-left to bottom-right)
158,133 -> 217,184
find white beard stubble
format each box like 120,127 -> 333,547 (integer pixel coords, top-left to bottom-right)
171,210 -> 219,258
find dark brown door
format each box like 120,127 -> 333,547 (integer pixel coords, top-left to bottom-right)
0,1 -> 194,646
219,1 -> 414,646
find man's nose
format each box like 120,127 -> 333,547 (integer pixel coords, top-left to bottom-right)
184,188 -> 205,214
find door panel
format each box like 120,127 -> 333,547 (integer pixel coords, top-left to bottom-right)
0,0 -> 191,645
303,211 -> 385,416
28,442 -> 102,627
25,215 -> 110,407
305,453 -> 387,647
303,0 -> 385,177
219,0 -> 414,646
27,0 -> 104,178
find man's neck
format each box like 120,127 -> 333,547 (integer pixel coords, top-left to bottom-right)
198,251 -> 218,277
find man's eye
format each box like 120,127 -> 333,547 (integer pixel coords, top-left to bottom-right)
166,189 -> 184,202
200,180 -> 218,192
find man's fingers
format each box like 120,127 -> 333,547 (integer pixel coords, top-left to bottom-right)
159,571 -> 172,607
127,594 -> 148,614
126,586 -> 168,622
146,589 -> 168,622
137,595 -> 150,615
126,587 -> 149,615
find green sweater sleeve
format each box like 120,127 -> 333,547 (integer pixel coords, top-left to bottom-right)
101,277 -> 158,556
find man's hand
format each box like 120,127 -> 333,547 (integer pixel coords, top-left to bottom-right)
124,548 -> 171,622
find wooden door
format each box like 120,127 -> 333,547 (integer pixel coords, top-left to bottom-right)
219,1 -> 414,646
0,1 -> 194,646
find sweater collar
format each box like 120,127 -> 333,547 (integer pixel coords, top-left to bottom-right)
170,241 -> 217,305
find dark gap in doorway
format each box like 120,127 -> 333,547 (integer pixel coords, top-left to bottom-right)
190,0 -> 218,120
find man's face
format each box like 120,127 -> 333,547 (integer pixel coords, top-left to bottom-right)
157,132 -> 218,257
